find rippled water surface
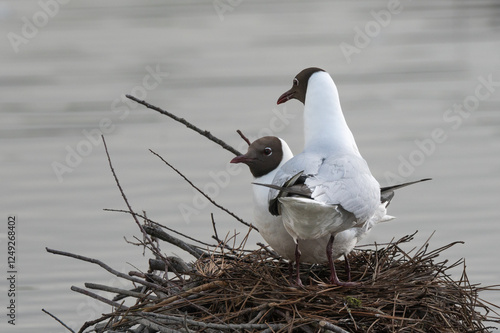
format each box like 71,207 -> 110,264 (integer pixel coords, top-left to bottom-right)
1,1 -> 500,331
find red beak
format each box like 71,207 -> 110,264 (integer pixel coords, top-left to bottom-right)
277,88 -> 295,105
230,155 -> 252,164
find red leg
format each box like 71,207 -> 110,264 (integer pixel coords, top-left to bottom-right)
294,241 -> 303,287
327,235 -> 357,287
344,254 -> 351,282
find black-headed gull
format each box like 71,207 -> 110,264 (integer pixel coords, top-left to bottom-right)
232,135 -> 430,285
268,67 -> 392,286
230,136 -> 330,264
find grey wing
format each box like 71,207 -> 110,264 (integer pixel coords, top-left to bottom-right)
268,152 -> 324,203
305,155 -> 381,222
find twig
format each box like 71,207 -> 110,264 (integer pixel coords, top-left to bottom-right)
236,129 -> 251,146
134,317 -> 187,333
257,242 -> 281,259
102,136 -> 185,283
211,213 -> 220,243
42,309 -> 76,333
102,136 -> 167,260
45,247 -> 164,291
84,283 -> 157,301
149,257 -> 191,274
143,225 -> 204,259
126,94 -> 242,156
318,320 -> 350,333
135,317 -> 188,333
134,312 -> 286,331
212,231 -> 239,256
104,209 -> 214,247
77,313 -> 115,333
102,135 -> 141,233
71,286 -> 128,310
143,280 -> 228,312
149,148 -> 257,231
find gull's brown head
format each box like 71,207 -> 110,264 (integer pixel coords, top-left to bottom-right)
277,67 -> 325,105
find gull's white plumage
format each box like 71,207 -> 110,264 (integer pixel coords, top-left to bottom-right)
269,68 -> 385,285
239,138 -> 330,263
233,69 -> 429,286
232,134 -> 427,283
232,136 -> 374,264
270,70 -> 382,236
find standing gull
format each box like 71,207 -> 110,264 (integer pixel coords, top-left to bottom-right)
232,135 -> 430,284
268,67 -> 386,286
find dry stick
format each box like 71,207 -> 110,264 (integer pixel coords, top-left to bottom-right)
143,225 -> 204,259
135,317 -> 187,333
102,136 -> 165,261
104,209 -> 214,247
134,312 -> 285,331
210,214 -> 238,255
42,309 -> 76,333
318,320 -> 350,333
77,313 -> 115,333
125,94 -> 242,156
134,317 -> 186,333
45,248 -> 164,291
102,136 -> 184,282
71,286 -> 128,310
236,129 -> 251,146
149,148 -> 257,231
125,97 -> 257,233
84,283 -> 158,301
143,280 -> 228,312
257,242 -> 281,259
175,296 -> 236,332
210,213 -> 220,242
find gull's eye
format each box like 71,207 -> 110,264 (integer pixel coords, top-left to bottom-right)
263,147 -> 272,156
293,78 -> 299,86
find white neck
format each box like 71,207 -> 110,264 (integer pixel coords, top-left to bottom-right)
303,72 -> 360,155
252,138 -> 293,217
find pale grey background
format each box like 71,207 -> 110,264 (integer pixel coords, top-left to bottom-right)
1,1 -> 500,331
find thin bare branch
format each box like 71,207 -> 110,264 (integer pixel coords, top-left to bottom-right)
71,286 -> 128,310
134,312 -> 285,331
143,225 -> 204,259
102,136 -> 167,260
236,129 -> 251,147
103,208 -> 215,247
42,309 -> 76,333
84,283 -> 157,301
149,148 -> 257,231
126,94 -> 242,156
45,247 -> 164,290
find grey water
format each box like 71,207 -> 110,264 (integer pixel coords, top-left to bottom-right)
1,1 -> 500,331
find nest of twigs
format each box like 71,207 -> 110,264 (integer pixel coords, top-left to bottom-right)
47,223 -> 500,333
44,100 -> 500,332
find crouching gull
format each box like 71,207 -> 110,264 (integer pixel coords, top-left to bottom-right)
230,137 -> 331,266
232,135 -> 430,285
263,67 -> 423,287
